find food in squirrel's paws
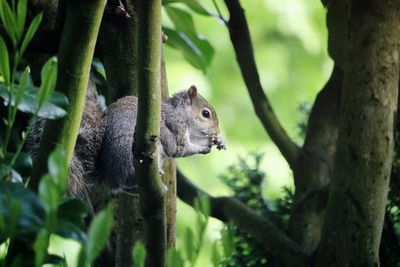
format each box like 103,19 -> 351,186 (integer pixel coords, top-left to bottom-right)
211,135 -> 226,150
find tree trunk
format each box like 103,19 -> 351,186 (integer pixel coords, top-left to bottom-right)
30,0 -> 106,190
316,1 -> 400,266
134,0 -> 165,266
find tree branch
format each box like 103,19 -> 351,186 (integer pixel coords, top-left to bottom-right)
223,0 -> 300,170
177,169 -> 310,267
30,0 -> 107,190
134,0 -> 165,266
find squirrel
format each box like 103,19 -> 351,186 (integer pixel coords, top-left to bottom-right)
97,85 -> 225,189
27,79 -> 105,197
28,84 -> 225,196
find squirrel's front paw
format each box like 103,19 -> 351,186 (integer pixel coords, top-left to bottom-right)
200,145 -> 212,154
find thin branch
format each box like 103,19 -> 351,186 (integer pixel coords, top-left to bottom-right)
177,169 -> 310,267
223,0 -> 300,170
134,0 -> 165,266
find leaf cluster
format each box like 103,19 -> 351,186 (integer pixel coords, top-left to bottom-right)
0,1 -> 113,266
219,153 -> 294,267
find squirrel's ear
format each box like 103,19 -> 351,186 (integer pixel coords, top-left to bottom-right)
188,85 -> 197,105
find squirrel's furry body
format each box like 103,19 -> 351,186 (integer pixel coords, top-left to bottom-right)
28,86 -> 224,196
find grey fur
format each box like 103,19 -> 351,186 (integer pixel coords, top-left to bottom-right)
28,86 -> 223,195
97,89 -> 222,188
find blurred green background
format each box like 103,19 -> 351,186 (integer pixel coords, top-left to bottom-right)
48,1 -> 333,266
163,0 -> 332,266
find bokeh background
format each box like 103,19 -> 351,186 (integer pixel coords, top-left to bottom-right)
163,0 -> 333,266
49,1 -> 333,266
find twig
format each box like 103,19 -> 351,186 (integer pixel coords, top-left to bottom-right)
223,0 -> 300,170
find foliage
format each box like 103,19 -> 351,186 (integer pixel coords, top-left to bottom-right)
0,1 -> 113,266
219,154 -> 294,266
162,0 -> 214,73
167,196 -> 211,267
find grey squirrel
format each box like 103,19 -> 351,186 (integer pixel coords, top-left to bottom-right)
28,85 -> 225,196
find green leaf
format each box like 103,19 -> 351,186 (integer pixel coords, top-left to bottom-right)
57,198 -> 88,227
38,57 -> 57,107
4,151 -> 32,177
167,248 -> 185,267
163,27 -> 214,72
48,147 -> 68,194
0,181 -> 45,240
184,227 -> 196,262
211,240 -> 221,267
19,12 -> 43,57
16,0 -> 27,37
33,229 -> 50,267
0,84 -> 68,119
0,35 -> 10,84
56,219 -> 87,243
165,6 -> 196,38
132,242 -> 146,267
39,174 -> 60,214
220,225 -> 235,258
0,0 -> 18,45
163,0 -> 211,16
85,203 -> 114,264
15,67 -> 30,107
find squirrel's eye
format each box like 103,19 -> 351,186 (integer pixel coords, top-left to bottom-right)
202,109 -> 210,118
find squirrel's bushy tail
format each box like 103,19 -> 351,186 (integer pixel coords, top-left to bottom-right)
27,77 -> 104,198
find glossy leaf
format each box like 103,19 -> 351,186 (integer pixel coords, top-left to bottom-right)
163,0 -> 211,16
47,147 -> 68,194
20,12 -> 43,57
56,219 -> 86,243
33,229 -> 50,267
0,0 -> 18,44
85,203 -> 113,264
39,174 -> 59,214
164,27 -> 214,72
38,57 -> 58,107
16,0 -> 27,37
165,6 -> 196,37
0,78 -> 68,119
132,242 -> 146,267
0,181 -> 45,238
58,198 -> 88,227
3,151 -> 32,177
15,67 -> 30,108
0,35 -> 10,84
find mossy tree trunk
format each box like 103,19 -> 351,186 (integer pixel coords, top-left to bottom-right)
133,1 -> 166,266
30,0 -> 106,190
315,1 -> 400,266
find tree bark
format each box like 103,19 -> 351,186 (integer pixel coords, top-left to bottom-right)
288,66 -> 342,252
30,0 -> 106,190
98,0 -> 139,102
134,0 -> 165,266
316,1 -> 400,266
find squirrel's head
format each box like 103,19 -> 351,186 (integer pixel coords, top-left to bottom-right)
185,85 -> 225,148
